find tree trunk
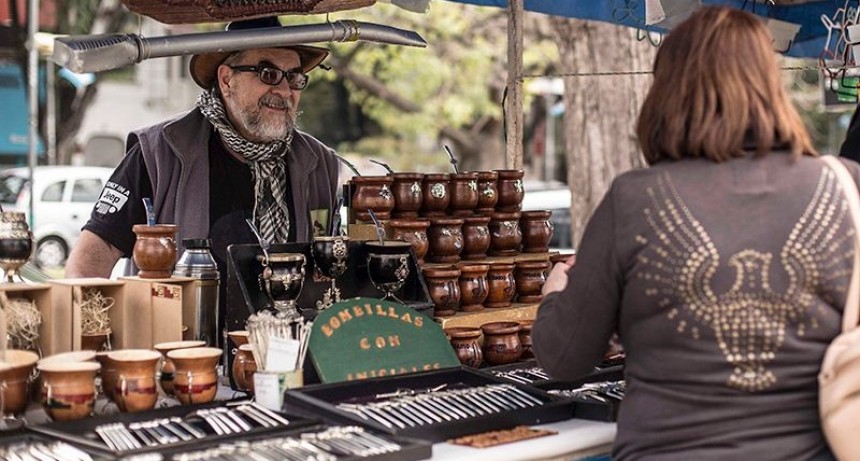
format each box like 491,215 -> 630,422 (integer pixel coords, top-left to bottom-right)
551,18 -> 656,247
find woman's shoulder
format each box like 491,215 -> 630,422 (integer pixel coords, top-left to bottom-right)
607,163 -> 676,195
835,156 -> 860,185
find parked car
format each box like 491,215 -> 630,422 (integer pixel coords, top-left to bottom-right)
521,183 -> 573,250
0,166 -> 114,269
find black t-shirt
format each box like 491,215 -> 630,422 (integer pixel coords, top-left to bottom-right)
84,134 -> 297,280
84,144 -> 151,257
206,135 -> 297,282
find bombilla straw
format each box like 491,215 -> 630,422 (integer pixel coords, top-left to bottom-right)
334,154 -> 362,177
369,159 -> 394,174
142,198 -> 156,226
366,210 -> 386,245
331,195 -> 344,237
245,218 -> 270,264
443,145 -> 460,174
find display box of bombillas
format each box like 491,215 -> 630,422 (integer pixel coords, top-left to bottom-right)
482,358 -> 625,389
481,359 -> 559,387
118,276 -> 199,349
0,283 -> 54,355
48,278 -> 124,353
282,366 -> 574,443
532,366 -> 625,423
29,400 -> 317,458
152,424 -> 432,461
0,428 -> 108,460
29,398 -> 431,461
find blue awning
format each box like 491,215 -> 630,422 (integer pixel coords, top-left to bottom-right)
0,61 -> 45,157
443,1 -> 836,58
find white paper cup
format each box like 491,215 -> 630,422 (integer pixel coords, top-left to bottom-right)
253,369 -> 303,411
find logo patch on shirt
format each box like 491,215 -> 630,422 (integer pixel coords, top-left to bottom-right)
95,181 -> 130,214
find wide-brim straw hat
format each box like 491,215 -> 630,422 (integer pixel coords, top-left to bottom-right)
189,16 -> 329,89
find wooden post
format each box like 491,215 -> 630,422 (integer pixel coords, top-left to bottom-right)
505,0 -> 524,170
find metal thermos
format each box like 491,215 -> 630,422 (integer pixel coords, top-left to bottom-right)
173,238 -> 220,347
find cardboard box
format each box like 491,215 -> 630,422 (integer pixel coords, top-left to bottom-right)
119,276 -> 197,348
0,283 -> 53,354
48,278 -> 124,353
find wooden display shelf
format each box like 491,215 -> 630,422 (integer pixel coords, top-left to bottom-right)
435,303 -> 538,329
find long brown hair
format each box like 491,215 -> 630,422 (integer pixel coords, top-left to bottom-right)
637,6 -> 816,164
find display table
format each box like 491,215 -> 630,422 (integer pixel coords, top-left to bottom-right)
430,418 -> 616,461
19,387 -> 615,460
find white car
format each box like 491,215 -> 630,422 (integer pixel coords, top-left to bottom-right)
522,184 -> 573,250
0,166 -> 114,268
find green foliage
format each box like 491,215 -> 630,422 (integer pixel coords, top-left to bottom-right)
337,136 -> 449,172
294,3 -> 556,159
60,0 -> 100,34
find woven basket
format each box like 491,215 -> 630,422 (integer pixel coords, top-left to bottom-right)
122,0 -> 213,23
200,0 -> 376,19
164,0 -> 198,8
121,0 -> 375,24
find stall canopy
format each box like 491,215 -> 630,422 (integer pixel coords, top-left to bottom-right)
442,0 -> 839,59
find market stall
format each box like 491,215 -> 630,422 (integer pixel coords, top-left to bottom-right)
0,154 -> 625,460
8,1 -> 853,460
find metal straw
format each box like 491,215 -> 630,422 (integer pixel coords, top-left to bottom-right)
366,210 -> 386,245
443,145 -> 460,174
142,198 -> 156,226
335,154 -> 362,177
246,310 -> 313,372
369,159 -> 394,174
245,219 -> 270,264
330,195 -> 344,237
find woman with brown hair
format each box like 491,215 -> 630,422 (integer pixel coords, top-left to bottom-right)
533,6 -> 858,460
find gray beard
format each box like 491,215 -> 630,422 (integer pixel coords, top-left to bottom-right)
226,94 -> 297,143
241,111 -> 295,142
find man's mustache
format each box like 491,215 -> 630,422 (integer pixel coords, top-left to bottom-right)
260,95 -> 292,110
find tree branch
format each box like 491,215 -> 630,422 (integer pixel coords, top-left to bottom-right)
328,55 -> 479,153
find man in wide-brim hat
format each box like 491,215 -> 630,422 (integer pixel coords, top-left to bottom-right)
67,17 -> 342,334
188,17 -> 329,90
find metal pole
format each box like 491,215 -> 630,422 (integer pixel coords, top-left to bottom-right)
53,21 -> 427,74
505,0 -> 524,170
27,0 -> 39,225
46,60 -> 56,165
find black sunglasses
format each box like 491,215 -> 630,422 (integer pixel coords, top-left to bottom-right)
229,64 -> 309,90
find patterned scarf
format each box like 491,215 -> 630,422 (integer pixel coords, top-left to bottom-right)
197,89 -> 291,243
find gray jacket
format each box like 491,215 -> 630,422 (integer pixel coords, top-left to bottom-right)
127,108 -> 340,247
534,153 -> 860,460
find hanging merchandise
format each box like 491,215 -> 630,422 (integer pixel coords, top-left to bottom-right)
765,17 -> 802,53
645,0 -> 702,29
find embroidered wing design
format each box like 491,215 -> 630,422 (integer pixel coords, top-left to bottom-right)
636,170 -> 852,392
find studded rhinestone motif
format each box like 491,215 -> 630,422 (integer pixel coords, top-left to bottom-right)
634,171 -> 852,392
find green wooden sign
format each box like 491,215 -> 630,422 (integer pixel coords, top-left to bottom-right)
309,297 -> 460,383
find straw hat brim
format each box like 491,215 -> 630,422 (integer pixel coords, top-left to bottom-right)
189,44 -> 329,89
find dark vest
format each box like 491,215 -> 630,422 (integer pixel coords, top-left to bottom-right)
127,108 -> 340,249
